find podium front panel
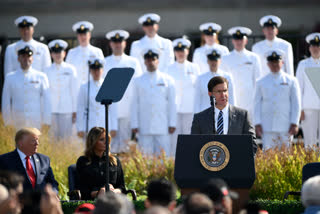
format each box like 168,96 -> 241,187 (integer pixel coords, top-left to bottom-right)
174,135 -> 255,189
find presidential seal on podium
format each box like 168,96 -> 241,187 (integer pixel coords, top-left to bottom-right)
199,141 -> 230,171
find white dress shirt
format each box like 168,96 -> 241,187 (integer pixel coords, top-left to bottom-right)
2,67 -> 51,129
4,39 -> 51,76
165,61 -> 200,113
192,43 -> 229,74
104,54 -> 143,118
131,70 -> 177,135
296,57 -> 320,110
214,104 -> 229,134
252,37 -> 294,77
45,62 -> 78,113
17,148 -> 36,174
130,34 -> 174,72
194,69 -> 235,113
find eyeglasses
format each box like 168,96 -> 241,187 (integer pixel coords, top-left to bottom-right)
212,89 -> 228,94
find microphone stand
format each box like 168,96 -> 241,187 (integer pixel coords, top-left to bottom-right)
210,96 -> 216,134
86,62 -> 90,137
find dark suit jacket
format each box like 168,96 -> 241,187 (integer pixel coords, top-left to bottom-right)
0,149 -> 59,192
191,105 -> 257,154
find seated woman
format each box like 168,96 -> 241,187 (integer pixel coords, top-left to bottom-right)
76,127 -> 126,200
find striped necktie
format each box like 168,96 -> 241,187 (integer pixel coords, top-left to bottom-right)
217,110 -> 224,135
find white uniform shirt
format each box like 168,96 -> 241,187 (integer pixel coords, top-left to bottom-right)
66,44 -> 104,85
45,62 -> 78,114
2,67 -> 51,129
194,69 -> 235,113
221,49 -> 262,113
254,70 -> 301,132
296,57 -> 320,110
192,44 -> 229,74
4,39 -> 51,76
130,34 -> 174,72
131,70 -> 176,135
76,79 -> 118,133
165,61 -> 200,113
252,37 -> 294,77
104,54 -> 143,118
214,104 -> 229,134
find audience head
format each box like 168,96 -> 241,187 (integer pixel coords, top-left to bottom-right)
183,193 -> 215,214
302,175 -> 320,207
0,171 -> 24,196
206,49 -> 221,72
145,178 -> 177,211
93,192 -> 134,214
200,178 -> 238,214
15,127 -> 41,157
88,58 -> 104,81
144,206 -> 171,214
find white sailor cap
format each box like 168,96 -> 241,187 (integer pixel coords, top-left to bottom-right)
228,26 -> 252,39
206,48 -> 222,60
265,49 -> 285,61
15,43 -> 35,56
306,32 -> 320,46
88,57 -> 105,69
106,30 -> 130,42
199,22 -> 222,35
72,21 -> 94,33
142,48 -> 160,59
172,38 -> 191,50
15,16 -> 38,28
259,15 -> 282,28
48,39 -> 68,52
138,13 -> 161,25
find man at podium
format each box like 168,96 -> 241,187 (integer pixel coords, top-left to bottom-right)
191,76 -> 257,154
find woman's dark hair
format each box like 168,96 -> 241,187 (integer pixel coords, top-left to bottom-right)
84,127 -> 117,166
207,76 -> 229,92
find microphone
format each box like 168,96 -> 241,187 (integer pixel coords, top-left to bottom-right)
210,95 -> 216,107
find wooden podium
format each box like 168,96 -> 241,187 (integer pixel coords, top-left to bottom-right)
174,134 -> 256,212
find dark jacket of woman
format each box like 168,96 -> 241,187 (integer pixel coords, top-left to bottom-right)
76,154 -> 125,200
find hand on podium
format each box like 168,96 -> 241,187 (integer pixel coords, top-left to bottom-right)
255,125 -> 263,137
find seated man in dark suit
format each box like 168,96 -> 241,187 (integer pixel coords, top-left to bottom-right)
0,128 -> 58,193
191,76 -> 257,154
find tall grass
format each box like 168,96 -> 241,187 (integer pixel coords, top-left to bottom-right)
0,115 -> 319,200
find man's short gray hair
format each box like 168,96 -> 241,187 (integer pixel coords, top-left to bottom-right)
302,175 -> 320,207
93,192 -> 134,214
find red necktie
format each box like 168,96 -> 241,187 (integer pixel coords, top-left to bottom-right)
25,156 -> 36,188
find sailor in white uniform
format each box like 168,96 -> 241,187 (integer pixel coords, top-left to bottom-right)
252,15 -> 294,77
66,21 -> 104,87
76,58 -> 118,139
104,29 -> 143,153
2,44 -> 51,130
296,33 -> 320,148
165,38 -> 200,156
192,22 -> 229,74
130,13 -> 174,72
221,26 -> 262,119
4,16 -> 51,76
194,49 -> 235,113
45,40 -> 78,140
254,50 -> 300,150
131,49 -> 176,156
